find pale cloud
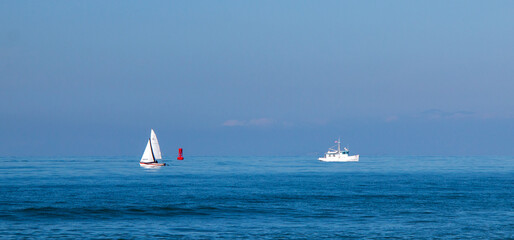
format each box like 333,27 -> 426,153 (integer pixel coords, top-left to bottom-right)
421,109 -> 475,119
385,115 -> 399,122
222,118 -> 274,127
281,121 -> 295,127
248,118 -> 274,126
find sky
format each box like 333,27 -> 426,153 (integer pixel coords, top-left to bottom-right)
1,1 -> 513,156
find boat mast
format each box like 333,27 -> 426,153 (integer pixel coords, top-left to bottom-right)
338,138 -> 341,152
148,138 -> 156,162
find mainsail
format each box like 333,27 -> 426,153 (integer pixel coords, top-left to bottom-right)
150,129 -> 162,160
140,139 -> 156,163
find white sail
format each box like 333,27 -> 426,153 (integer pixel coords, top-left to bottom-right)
150,129 -> 162,160
140,139 -> 156,163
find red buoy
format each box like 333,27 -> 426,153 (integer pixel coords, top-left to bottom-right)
177,148 -> 184,160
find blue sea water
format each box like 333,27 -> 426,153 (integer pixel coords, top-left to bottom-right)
0,156 -> 512,239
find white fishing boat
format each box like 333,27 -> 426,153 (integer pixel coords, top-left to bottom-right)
140,129 -> 166,167
318,139 -> 359,162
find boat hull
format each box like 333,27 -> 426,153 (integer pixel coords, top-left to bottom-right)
139,162 -> 166,167
318,155 -> 359,162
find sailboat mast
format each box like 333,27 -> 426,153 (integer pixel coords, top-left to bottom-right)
338,138 -> 341,152
148,138 -> 155,162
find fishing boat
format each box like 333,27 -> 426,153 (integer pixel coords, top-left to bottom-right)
140,129 -> 166,167
318,139 -> 359,162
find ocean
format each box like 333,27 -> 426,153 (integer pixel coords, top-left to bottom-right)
0,156 -> 512,239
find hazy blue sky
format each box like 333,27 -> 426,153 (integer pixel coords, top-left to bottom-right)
1,1 -> 513,156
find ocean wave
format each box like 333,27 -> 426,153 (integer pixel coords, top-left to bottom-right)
12,205 -> 275,219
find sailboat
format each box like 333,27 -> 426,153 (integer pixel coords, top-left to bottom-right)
318,138 -> 359,162
140,129 -> 166,167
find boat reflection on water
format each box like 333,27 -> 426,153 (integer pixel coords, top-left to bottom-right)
139,164 -> 166,170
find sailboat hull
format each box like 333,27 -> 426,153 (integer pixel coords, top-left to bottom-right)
139,162 -> 166,167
